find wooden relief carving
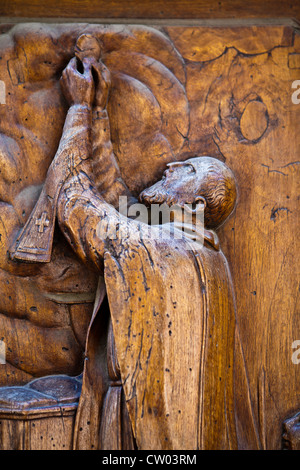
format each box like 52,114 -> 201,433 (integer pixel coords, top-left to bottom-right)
0,21 -> 299,450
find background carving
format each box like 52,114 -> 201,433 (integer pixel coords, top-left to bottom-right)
0,20 -> 299,449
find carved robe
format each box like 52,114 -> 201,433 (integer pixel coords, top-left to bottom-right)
58,181 -> 238,450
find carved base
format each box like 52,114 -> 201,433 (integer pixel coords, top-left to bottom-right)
0,375 -> 81,450
283,412 -> 300,450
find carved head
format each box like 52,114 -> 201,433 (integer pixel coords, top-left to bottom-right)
139,156 -> 237,229
75,34 -> 102,62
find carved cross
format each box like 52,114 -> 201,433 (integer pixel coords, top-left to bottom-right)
35,212 -> 50,233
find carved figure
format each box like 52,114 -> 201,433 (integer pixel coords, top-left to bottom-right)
0,30 -> 238,450
0,19 -> 298,451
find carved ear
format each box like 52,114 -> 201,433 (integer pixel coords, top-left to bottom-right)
184,196 -> 206,215
193,196 -> 206,213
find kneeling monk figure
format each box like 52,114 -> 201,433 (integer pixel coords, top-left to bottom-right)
11,39 -> 238,450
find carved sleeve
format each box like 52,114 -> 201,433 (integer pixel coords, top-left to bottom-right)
57,171 -> 143,271
32,103 -> 93,200
91,107 -> 136,207
9,103 -> 94,263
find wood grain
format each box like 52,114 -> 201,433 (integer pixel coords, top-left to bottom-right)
0,0 -> 299,21
171,23 -> 300,449
0,21 -> 298,450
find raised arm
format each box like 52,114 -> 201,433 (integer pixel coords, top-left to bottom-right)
10,55 -> 95,263
11,35 -> 137,265
57,170 -> 125,271
84,37 -> 135,208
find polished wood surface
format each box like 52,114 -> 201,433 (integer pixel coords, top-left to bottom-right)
0,0 -> 299,21
0,20 -> 298,450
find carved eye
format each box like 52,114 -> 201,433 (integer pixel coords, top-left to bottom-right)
186,164 -> 196,174
165,162 -> 195,175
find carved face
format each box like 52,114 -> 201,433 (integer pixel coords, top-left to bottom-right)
139,160 -> 200,207
139,156 -> 237,229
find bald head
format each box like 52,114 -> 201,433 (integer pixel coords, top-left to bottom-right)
139,156 -> 237,229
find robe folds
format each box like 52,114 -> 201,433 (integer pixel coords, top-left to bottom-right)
59,187 -> 237,450
104,230 -> 238,450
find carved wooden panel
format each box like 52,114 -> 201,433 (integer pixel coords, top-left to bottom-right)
0,20 -> 298,450
0,0 -> 300,21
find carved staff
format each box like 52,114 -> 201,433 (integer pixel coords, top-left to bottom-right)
10,35 -> 106,263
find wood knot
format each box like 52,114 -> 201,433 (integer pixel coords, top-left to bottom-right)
240,100 -> 268,142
